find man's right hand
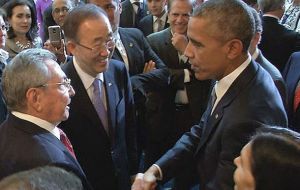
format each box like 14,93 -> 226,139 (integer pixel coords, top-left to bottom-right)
131,165 -> 160,190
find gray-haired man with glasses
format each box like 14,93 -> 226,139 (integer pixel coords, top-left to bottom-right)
59,4 -> 138,190
0,48 -> 92,189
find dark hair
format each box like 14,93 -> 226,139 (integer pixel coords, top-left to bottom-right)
257,0 -> 285,14
251,127 -> 300,190
249,7 -> 262,33
3,0 -> 38,41
192,0 -> 255,52
63,4 -> 108,42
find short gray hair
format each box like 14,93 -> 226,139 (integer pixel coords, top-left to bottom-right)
192,0 -> 255,52
2,48 -> 57,112
258,0 -> 285,13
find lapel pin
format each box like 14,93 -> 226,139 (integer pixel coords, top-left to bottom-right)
215,114 -> 218,119
129,43 -> 133,47
108,83 -> 112,86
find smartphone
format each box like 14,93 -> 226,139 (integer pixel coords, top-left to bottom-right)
48,25 -> 62,48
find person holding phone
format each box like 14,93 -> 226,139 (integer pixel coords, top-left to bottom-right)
44,0 -> 74,64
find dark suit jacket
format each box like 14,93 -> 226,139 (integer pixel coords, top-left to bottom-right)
60,58 -> 138,190
137,14 -> 169,36
259,16 -> 300,72
147,27 -> 211,122
120,0 -> 148,28
255,50 -> 287,108
0,114 -> 89,188
283,51 -> 300,132
156,61 -> 288,190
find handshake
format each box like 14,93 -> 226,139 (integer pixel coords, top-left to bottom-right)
131,165 -> 161,190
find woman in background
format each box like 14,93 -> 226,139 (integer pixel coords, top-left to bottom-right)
234,127 -> 300,190
3,0 -> 41,59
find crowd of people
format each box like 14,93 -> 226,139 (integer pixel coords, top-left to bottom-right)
0,0 -> 299,190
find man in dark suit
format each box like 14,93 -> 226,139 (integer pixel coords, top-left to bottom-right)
60,5 -> 138,190
283,52 -> 300,132
138,0 -> 169,36
145,0 -> 211,179
249,7 -> 287,107
132,0 -> 287,190
258,0 -> 300,73
0,48 -> 90,189
120,0 -> 148,28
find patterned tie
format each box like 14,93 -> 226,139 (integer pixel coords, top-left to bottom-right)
294,81 -> 300,112
59,129 -> 76,159
156,18 -> 164,32
92,78 -> 109,134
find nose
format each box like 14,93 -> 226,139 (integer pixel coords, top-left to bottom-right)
233,156 -> 240,166
68,85 -> 75,97
184,42 -> 193,59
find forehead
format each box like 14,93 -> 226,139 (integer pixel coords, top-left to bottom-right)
12,5 -> 31,14
53,0 -> 70,8
169,0 -> 192,12
77,16 -> 111,41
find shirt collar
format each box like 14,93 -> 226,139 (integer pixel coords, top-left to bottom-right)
73,56 -> 104,91
153,8 -> 167,22
11,111 -> 60,139
130,0 -> 142,5
251,48 -> 259,60
215,54 -> 251,100
263,14 -> 280,20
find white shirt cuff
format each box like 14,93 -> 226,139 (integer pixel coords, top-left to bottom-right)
152,164 -> 163,180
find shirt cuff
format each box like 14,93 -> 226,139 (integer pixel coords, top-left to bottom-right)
153,164 -> 163,181
184,69 -> 190,83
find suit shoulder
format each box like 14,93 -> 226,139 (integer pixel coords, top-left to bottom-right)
109,59 -> 127,71
119,27 -> 143,36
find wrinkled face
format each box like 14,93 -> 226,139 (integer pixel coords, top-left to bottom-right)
38,60 -> 75,125
168,0 -> 192,34
0,16 -> 7,48
233,143 -> 256,190
147,0 -> 167,17
184,17 -> 232,81
9,5 -> 32,36
52,0 -> 72,27
89,0 -> 121,32
68,16 -> 113,77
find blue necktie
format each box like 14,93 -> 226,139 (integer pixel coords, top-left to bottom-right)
92,78 -> 109,134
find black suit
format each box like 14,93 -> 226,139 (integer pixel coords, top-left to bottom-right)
255,50 -> 287,108
283,52 -> 300,132
156,61 -> 287,190
0,114 -> 90,188
137,14 -> 169,36
145,28 -> 211,170
120,0 -> 148,28
259,16 -> 300,72
60,58 -> 138,190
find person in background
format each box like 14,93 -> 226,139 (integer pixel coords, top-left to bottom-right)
35,0 -> 53,42
3,0 -> 41,60
0,9 -> 8,124
234,126 -> 300,190
281,0 -> 300,33
0,48 -> 91,189
138,0 -> 168,36
43,0 -> 75,64
0,166 -> 83,190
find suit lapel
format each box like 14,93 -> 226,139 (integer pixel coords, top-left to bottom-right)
119,28 -> 134,70
103,68 -> 117,141
196,61 -> 259,152
64,59 -> 110,140
164,29 -> 180,67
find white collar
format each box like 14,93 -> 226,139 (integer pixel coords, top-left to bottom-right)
12,111 -> 60,140
153,9 -> 168,23
73,56 -> 104,91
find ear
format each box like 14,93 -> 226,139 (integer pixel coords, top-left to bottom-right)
66,41 -> 76,55
225,39 -> 243,60
26,88 -> 43,112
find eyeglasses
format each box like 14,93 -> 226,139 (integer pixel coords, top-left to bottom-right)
0,24 -> 8,31
53,6 -> 70,14
76,39 -> 115,55
36,78 -> 72,92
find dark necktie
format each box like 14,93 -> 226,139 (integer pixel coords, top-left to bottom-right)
59,129 -> 76,158
92,78 -> 109,134
133,1 -> 142,27
294,81 -> 300,112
